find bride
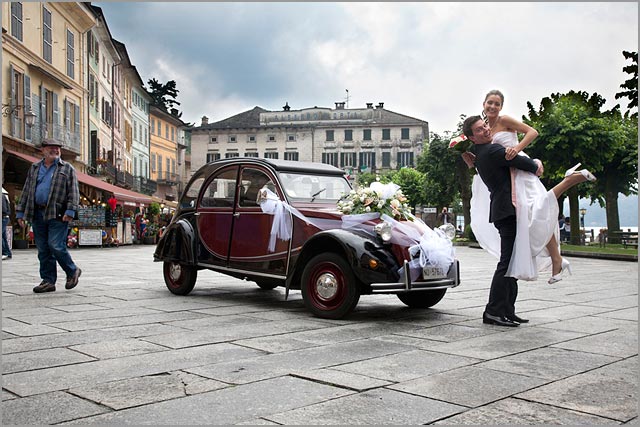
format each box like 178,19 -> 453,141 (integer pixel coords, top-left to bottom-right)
462,90 -> 596,283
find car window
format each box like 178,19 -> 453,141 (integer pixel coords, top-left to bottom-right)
180,176 -> 205,209
278,172 -> 351,201
239,168 -> 276,207
199,168 -> 237,208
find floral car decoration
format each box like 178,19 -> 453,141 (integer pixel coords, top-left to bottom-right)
337,181 -> 413,220
154,158 -> 461,319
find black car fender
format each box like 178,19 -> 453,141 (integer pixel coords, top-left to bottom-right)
286,228 -> 401,291
153,219 -> 197,265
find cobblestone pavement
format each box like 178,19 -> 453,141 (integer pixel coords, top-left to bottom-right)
2,245 -> 637,425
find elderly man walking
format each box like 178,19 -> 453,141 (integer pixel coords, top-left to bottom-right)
16,139 -> 82,293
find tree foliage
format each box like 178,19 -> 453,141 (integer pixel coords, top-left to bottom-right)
522,90 -> 636,240
147,78 -> 183,118
615,50 -> 638,118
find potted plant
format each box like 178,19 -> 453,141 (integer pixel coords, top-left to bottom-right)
143,222 -> 158,245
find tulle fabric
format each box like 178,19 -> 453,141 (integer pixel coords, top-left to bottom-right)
470,131 -> 559,281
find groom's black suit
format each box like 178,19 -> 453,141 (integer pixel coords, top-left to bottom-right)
473,142 -> 539,319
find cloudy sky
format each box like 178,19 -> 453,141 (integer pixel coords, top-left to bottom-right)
96,2 -> 638,134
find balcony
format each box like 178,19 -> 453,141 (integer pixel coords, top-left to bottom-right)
156,172 -> 179,186
30,122 -> 81,154
133,177 -> 158,195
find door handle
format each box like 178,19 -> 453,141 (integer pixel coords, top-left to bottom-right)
233,212 -> 240,217
194,212 -> 201,216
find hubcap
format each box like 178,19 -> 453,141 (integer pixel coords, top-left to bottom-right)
315,272 -> 339,300
169,263 -> 182,281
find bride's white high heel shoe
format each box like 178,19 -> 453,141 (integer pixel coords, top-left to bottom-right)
564,163 -> 597,182
548,258 -> 572,284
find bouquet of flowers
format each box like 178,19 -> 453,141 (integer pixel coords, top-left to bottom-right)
448,134 -> 471,153
337,181 -> 413,220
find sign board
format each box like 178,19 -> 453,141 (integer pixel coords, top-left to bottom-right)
423,207 -> 437,213
79,229 -> 102,246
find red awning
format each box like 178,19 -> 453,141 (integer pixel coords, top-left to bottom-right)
5,149 -> 153,206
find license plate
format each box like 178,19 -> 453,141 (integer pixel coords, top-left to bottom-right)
423,266 -> 447,279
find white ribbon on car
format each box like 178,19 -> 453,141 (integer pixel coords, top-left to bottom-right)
258,187 -> 454,280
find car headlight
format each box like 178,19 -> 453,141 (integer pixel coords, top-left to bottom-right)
374,221 -> 393,242
438,223 -> 456,240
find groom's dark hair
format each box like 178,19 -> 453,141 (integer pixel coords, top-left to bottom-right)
462,115 -> 483,139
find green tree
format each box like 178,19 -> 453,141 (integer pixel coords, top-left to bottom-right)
417,116 -> 473,230
615,50 -> 638,118
147,78 -> 182,118
522,91 -> 623,244
386,167 -> 426,209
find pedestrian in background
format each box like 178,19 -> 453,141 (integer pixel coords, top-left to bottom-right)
15,139 -> 82,293
439,207 -> 452,225
2,187 -> 12,260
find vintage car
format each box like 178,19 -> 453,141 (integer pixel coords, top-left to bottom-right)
154,158 -> 460,319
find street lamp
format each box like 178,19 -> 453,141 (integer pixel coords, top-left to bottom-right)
579,208 -> 587,244
115,157 -> 122,186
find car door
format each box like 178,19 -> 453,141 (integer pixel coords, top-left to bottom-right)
196,165 -> 239,267
228,166 -> 290,277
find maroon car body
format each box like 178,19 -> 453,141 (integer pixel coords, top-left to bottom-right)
154,158 -> 460,319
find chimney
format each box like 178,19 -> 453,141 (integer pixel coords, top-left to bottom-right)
376,102 -> 384,109
201,116 -> 209,126
283,102 -> 290,111
366,103 -> 374,109
335,102 -> 345,109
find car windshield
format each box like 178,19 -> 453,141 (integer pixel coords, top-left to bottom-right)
278,172 -> 351,202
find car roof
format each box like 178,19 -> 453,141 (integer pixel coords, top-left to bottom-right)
202,157 -> 346,176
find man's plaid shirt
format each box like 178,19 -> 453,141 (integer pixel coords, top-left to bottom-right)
16,158 -> 79,222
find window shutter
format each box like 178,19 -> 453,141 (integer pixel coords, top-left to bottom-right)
9,65 -> 15,136
52,92 -> 59,127
64,99 -> 70,131
40,84 -> 46,140
24,74 -> 31,141
74,104 -> 80,134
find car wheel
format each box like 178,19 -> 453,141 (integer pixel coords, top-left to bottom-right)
397,289 -> 447,308
255,280 -> 279,290
163,261 -> 197,295
301,253 -> 360,319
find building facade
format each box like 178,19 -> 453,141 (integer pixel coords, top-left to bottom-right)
149,105 -> 186,201
190,102 -> 428,179
2,2 -> 94,161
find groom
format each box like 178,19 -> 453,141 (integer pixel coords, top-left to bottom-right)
462,116 -> 543,327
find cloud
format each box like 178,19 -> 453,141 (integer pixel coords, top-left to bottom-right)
97,2 -> 638,134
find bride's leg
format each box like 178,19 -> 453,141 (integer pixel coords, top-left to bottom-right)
551,174 -> 587,199
546,234 -> 563,275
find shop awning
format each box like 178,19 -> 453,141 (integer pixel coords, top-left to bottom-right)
5,149 -> 153,206
151,196 -> 178,209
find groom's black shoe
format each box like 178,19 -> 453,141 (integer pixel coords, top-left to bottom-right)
483,312 -> 520,327
506,314 -> 529,323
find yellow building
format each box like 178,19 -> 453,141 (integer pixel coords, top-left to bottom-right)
2,2 -> 94,164
149,105 -> 185,201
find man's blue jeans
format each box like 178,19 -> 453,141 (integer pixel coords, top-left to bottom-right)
32,209 -> 77,284
2,216 -> 11,257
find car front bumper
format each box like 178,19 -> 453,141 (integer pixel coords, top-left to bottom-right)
369,259 -> 460,294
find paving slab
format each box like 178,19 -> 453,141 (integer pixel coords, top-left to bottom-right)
516,356 -> 638,422
185,338 -> 414,384
331,349 -> 481,382
433,397 -> 619,424
291,368 -> 392,391
476,347 -> 620,380
2,347 -> 96,374
1,391 -> 109,424
69,371 -> 229,410
551,325 -> 638,358
388,365 -> 548,407
64,376 -> 353,425
70,337 -> 169,359
3,343 -> 264,396
264,388 -> 465,425
427,326 -> 586,359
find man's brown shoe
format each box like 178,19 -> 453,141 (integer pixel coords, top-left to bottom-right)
33,281 -> 56,293
65,268 -> 82,289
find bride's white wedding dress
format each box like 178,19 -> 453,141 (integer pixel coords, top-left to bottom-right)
470,131 -> 559,280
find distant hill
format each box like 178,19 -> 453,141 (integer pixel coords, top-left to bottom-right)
564,194 -> 638,227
